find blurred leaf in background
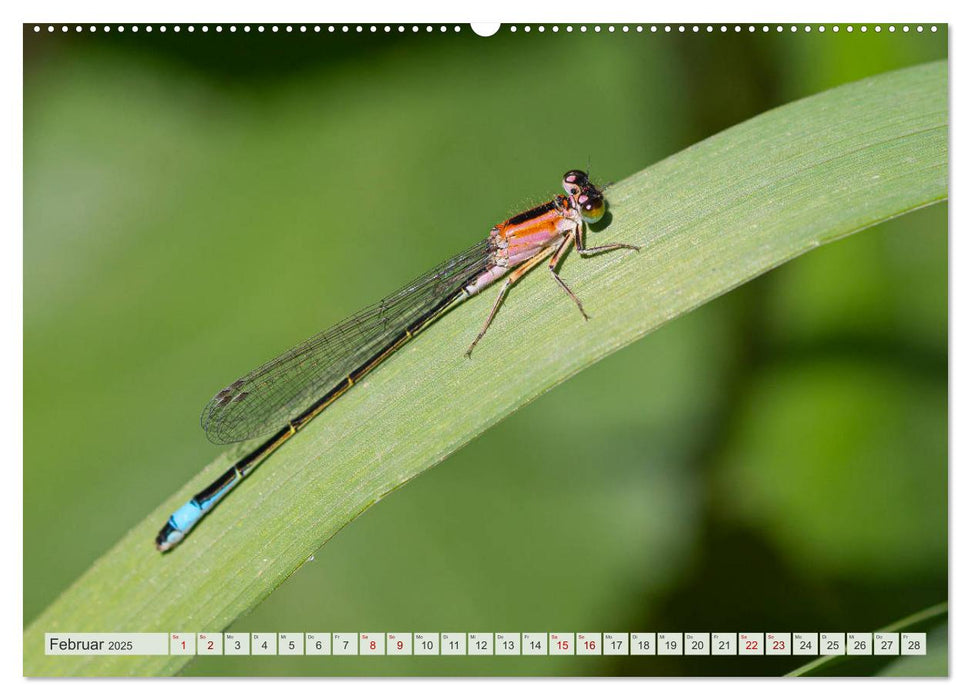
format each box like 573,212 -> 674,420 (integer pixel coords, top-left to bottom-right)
24,25 -> 946,676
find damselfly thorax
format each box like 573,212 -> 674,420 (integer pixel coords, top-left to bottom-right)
460,171 -> 635,356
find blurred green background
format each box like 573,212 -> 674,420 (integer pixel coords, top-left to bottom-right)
24,24 -> 947,676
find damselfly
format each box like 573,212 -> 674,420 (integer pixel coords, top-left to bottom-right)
156,170 -> 638,551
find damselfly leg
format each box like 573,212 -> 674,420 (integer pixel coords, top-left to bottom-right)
547,225 -> 589,321
465,246 -> 555,358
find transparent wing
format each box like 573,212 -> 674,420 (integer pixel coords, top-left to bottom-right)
201,238 -> 492,444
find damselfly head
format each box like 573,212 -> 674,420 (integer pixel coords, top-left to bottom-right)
562,169 -> 589,196
564,170 -> 606,223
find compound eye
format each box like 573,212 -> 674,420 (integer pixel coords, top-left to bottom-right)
562,169 -> 588,195
578,192 -> 605,223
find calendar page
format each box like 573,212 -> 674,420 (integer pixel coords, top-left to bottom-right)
22,14 -> 948,679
